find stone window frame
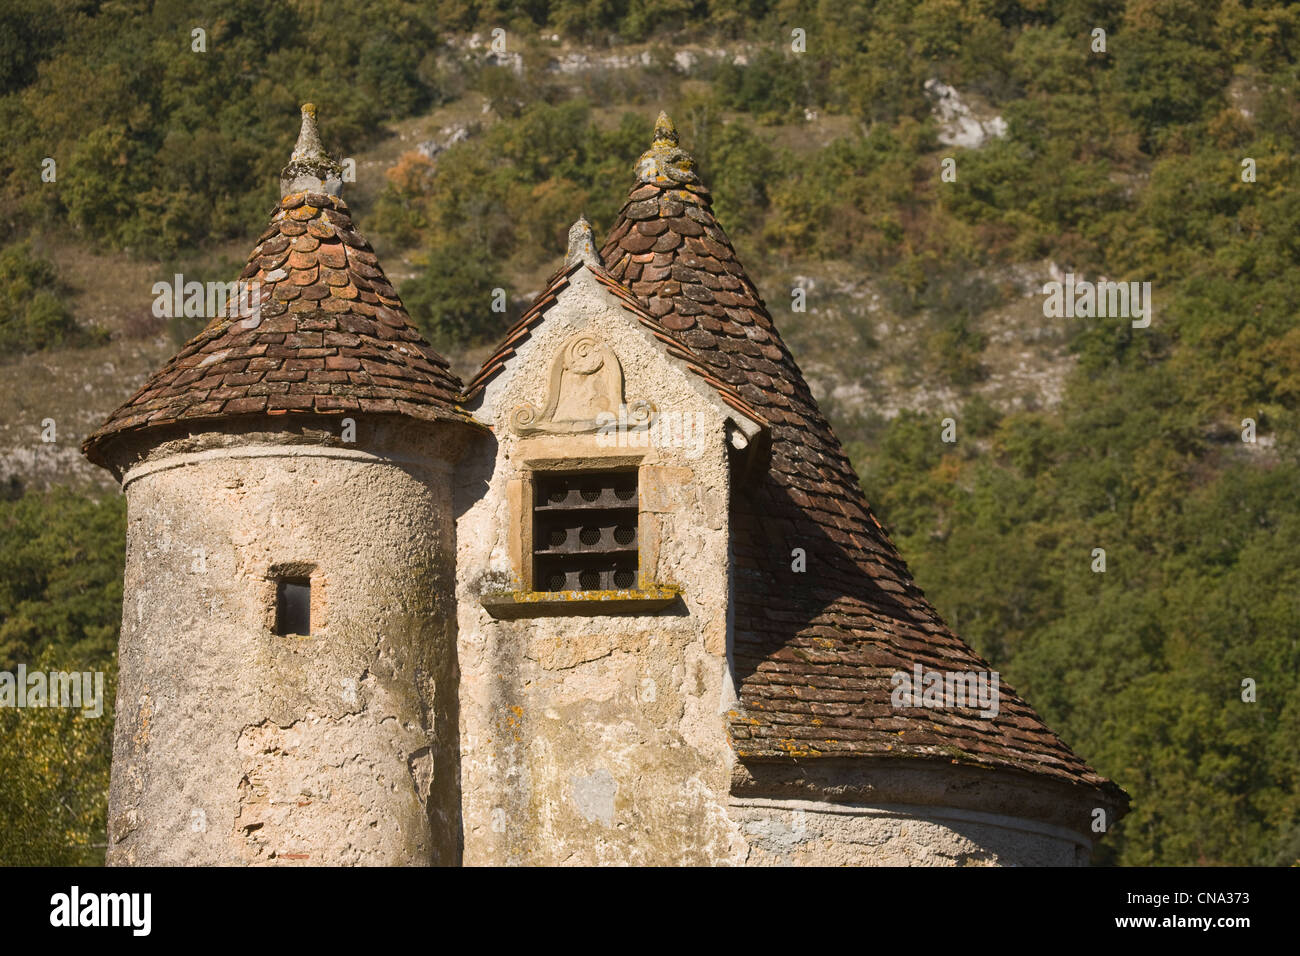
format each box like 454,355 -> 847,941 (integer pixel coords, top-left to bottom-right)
481,436 -> 680,618
263,561 -> 326,635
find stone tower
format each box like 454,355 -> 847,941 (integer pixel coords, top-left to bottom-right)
82,106 -> 478,865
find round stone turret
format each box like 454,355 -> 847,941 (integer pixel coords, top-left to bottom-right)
83,107 -> 479,865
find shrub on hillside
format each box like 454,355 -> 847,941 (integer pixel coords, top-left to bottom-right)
0,241 -> 102,352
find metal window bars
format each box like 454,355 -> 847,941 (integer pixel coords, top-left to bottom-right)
533,471 -> 638,592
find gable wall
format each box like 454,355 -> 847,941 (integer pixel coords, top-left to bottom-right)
454,269 -> 748,864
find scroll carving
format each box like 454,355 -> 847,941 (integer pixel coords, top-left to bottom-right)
510,334 -> 656,436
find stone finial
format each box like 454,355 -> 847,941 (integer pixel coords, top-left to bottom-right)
635,110 -> 699,186
291,103 -> 326,161
652,110 -> 678,147
565,217 -> 602,268
280,103 -> 344,198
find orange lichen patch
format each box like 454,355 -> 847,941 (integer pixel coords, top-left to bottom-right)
503,705 -> 525,730
776,738 -> 820,757
480,586 -> 680,618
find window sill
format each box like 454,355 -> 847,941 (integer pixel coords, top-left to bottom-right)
480,585 -> 681,619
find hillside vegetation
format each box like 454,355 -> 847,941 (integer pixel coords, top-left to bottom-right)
1,0 -> 1297,865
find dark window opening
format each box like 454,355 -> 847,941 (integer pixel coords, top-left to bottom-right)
275,577 -> 311,635
533,471 -> 638,592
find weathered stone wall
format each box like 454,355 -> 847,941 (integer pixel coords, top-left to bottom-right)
730,799 -> 1089,866
731,758 -> 1101,866
106,417 -> 463,865
456,269 -> 750,864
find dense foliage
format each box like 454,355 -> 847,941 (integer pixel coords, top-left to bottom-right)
0,489 -> 122,865
0,0 -> 1297,864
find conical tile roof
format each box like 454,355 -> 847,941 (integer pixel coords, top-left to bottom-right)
599,113 -> 1124,799
83,105 -> 472,469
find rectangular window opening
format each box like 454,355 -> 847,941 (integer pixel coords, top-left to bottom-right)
275,577 -> 312,636
532,470 -> 639,592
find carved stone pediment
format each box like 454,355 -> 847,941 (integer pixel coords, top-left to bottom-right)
510,333 -> 655,436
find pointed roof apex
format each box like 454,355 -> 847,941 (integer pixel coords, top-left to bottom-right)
652,110 -> 678,147
565,217 -> 601,268
635,110 -> 699,186
291,103 -> 326,162
280,103 -> 344,198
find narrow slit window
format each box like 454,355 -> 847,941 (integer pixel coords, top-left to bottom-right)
275,577 -> 311,635
533,471 -> 638,592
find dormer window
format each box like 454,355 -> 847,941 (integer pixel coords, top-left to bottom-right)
479,459 -> 679,617
533,471 -> 638,592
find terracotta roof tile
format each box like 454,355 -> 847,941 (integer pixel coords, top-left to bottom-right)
83,109 -> 475,468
